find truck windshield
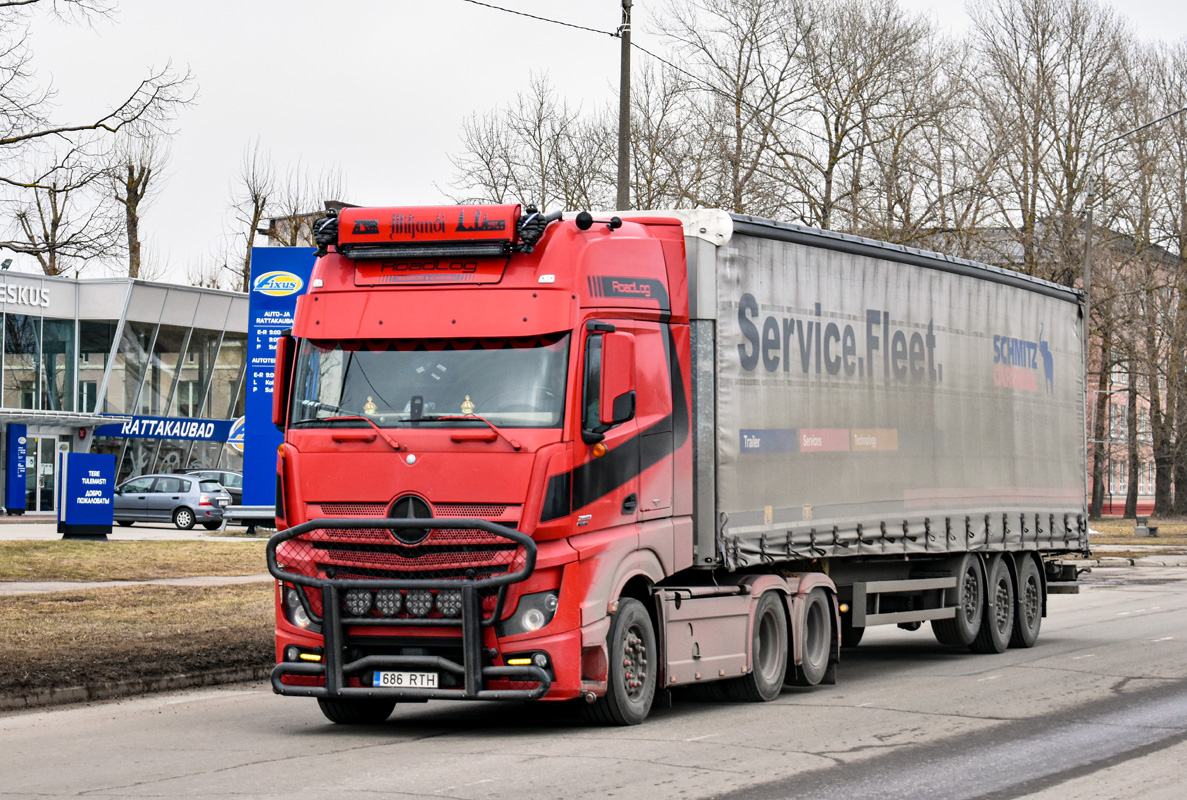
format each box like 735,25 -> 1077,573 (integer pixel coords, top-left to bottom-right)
289,334 -> 569,429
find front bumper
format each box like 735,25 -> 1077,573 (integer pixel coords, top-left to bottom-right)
268,517 -> 550,701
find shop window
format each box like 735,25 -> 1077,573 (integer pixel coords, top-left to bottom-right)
106,322 -> 154,416
41,318 -> 75,412
78,321 -> 116,413
3,313 -> 40,409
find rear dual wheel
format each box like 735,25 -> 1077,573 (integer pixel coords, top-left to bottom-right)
726,591 -> 788,701
786,588 -> 832,687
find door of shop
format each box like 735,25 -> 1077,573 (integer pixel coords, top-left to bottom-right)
25,436 -> 71,513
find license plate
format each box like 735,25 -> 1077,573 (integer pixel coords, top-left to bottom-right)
217,499 -> 229,507
373,671 -> 438,688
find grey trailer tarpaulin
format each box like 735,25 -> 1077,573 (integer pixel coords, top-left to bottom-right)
685,212 -> 1087,569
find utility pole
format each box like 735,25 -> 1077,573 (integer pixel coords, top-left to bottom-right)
616,0 -> 632,211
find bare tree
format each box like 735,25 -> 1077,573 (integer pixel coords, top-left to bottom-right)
106,132 -> 169,278
969,0 -> 1128,285
1,2 -> 193,188
659,0 -> 811,216
265,160 -> 348,247
5,146 -> 120,275
229,140 -> 274,292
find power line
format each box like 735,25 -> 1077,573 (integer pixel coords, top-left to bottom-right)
459,0 -> 618,38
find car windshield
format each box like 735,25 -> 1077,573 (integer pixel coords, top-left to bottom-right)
289,334 -> 569,429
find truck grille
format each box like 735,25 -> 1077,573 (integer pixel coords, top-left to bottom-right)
274,506 -> 530,624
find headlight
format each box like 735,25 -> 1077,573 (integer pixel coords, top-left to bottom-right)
284,587 -> 312,629
498,590 -> 560,637
343,589 -> 373,617
436,589 -> 463,617
406,589 -> 434,617
375,589 -> 402,617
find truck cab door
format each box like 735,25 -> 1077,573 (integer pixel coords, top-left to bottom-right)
573,324 -> 640,527
634,323 -> 673,520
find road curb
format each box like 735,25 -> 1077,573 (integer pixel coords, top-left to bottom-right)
0,665 -> 273,712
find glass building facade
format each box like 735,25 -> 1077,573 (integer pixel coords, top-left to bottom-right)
0,273 -> 248,513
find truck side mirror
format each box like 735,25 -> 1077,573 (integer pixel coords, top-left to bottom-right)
273,331 -> 297,429
599,332 -> 636,426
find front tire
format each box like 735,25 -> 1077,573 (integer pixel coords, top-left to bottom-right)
971,555 -> 1015,653
933,554 -> 984,647
173,508 -> 195,530
726,591 -> 788,702
317,697 -> 396,724
786,588 -> 831,687
584,598 -> 657,726
1010,555 -> 1043,648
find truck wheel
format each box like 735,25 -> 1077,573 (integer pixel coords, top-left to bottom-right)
173,508 -> 195,530
785,588 -> 831,687
932,554 -> 984,647
971,556 -> 1014,653
317,698 -> 396,724
726,591 -> 788,702
840,617 -> 864,648
1009,555 -> 1043,648
583,598 -> 657,726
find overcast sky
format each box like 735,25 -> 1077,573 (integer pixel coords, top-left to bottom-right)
9,0 -> 1187,284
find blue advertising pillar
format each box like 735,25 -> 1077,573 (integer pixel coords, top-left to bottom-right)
4,424 -> 27,515
244,248 -> 315,507
57,452 -> 116,539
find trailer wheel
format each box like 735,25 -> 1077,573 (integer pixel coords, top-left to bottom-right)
1009,555 -> 1043,648
316,697 -> 396,725
971,556 -> 1014,653
786,588 -> 831,687
583,598 -> 656,726
932,554 -> 984,647
726,591 -> 788,702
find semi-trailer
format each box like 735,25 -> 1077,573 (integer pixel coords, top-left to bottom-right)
267,204 -> 1087,725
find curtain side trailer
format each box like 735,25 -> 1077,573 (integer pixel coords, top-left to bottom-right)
268,206 -> 1087,725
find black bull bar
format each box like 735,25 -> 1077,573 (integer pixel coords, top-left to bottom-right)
266,517 -> 550,701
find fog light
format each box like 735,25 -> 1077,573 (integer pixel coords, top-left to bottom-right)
285,645 -> 300,661
532,653 -> 548,668
406,589 -> 433,617
436,589 -> 463,617
375,589 -> 402,617
344,589 -> 373,617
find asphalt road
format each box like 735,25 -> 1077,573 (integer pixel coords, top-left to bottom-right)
2,563 -> 1186,800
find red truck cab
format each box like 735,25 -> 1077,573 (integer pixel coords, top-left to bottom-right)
268,205 -> 697,724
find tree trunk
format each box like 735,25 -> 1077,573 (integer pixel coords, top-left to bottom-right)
1124,374 -> 1138,518
1090,332 -> 1110,518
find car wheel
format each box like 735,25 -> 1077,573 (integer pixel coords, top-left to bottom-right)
202,522 -> 221,531
173,508 -> 195,530
116,520 -> 134,527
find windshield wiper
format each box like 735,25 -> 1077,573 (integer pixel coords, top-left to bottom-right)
295,413 -> 404,451
418,414 -> 523,451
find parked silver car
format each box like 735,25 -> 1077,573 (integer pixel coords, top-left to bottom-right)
113,474 -> 232,530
